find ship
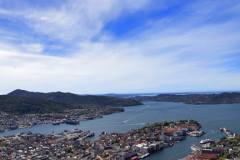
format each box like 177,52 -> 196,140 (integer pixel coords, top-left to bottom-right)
191,144 -> 200,151
66,120 -> 80,125
200,139 -> 215,144
140,153 -> 150,159
52,121 -> 59,125
219,128 -> 223,131
87,132 -> 95,137
52,120 -> 60,125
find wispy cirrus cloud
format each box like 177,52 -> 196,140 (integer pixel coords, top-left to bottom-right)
0,0 -> 239,94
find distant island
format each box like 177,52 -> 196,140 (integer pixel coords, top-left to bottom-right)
130,92 -> 240,105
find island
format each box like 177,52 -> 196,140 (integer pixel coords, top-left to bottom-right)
130,92 -> 240,105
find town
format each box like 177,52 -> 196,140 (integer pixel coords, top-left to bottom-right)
0,107 -> 124,132
0,119 -> 203,159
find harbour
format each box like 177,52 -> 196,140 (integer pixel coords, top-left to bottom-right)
182,127 -> 240,159
0,101 -> 240,159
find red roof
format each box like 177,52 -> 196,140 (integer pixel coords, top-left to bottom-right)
187,153 -> 218,160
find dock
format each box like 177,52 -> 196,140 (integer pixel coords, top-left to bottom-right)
223,128 -> 237,138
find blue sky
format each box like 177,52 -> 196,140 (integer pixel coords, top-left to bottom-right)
0,0 -> 240,94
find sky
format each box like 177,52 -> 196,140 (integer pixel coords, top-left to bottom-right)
0,0 -> 240,94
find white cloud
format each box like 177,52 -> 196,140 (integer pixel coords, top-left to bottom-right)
21,43 -> 45,54
0,1 -> 240,94
1,0 -> 148,42
1,18 -> 240,94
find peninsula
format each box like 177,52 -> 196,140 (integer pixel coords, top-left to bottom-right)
0,119 -> 203,159
131,92 -> 240,105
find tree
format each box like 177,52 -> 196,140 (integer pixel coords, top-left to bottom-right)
231,141 -> 237,146
220,151 -> 224,156
211,143 -> 216,148
65,147 -> 72,154
225,153 -> 231,159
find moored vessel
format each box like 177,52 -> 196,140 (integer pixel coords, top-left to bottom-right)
87,132 -> 95,137
200,139 -> 214,144
66,120 -> 80,125
191,144 -> 200,151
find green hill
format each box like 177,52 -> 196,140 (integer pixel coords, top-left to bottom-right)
8,89 -> 142,107
0,95 -> 78,115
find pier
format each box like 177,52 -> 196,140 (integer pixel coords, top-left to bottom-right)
223,127 -> 237,138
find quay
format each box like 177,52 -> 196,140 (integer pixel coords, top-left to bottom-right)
223,127 -> 237,138
181,128 -> 240,160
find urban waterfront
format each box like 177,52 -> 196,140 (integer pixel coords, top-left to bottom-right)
1,101 -> 240,159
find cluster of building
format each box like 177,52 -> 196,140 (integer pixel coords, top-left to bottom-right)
0,107 -> 124,132
0,128 -> 92,160
0,119 -> 203,159
181,128 -> 240,160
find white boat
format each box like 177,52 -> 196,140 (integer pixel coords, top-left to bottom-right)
140,153 -> 150,159
191,144 -> 200,151
87,132 -> 95,137
200,139 -> 214,144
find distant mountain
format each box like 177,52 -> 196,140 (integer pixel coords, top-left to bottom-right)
8,89 -> 142,107
101,93 -> 159,98
102,93 -> 135,98
131,92 -> 240,105
0,95 -> 78,115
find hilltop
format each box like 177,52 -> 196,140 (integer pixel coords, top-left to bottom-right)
8,89 -> 142,107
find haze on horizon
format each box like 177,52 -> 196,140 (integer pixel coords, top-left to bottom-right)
0,0 -> 240,95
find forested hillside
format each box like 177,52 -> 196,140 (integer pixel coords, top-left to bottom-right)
8,89 -> 142,107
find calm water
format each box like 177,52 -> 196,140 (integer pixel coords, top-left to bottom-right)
1,102 -> 240,159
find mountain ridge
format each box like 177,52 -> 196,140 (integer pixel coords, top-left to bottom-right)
0,95 -> 78,114
8,89 -> 143,107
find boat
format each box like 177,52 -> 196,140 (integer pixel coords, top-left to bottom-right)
66,120 -> 79,125
220,128 -> 223,131
87,132 -> 95,137
188,130 -> 205,137
200,139 -> 215,144
140,153 -> 150,159
146,122 -> 149,124
52,122 -> 59,125
191,144 -> 200,151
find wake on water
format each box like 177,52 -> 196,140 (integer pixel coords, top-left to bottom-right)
122,114 -> 143,124
126,123 -> 146,125
122,105 -> 150,124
